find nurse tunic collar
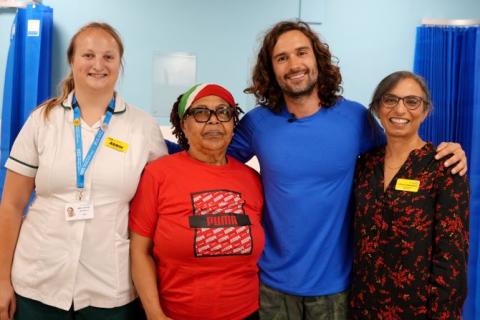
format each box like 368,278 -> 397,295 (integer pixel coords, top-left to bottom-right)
61,91 -> 127,115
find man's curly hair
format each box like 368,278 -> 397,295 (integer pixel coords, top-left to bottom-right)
244,20 -> 343,112
170,94 -> 242,150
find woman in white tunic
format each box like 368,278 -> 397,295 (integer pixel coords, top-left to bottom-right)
0,22 -> 167,320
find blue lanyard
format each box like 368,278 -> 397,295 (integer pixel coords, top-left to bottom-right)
72,95 -> 115,190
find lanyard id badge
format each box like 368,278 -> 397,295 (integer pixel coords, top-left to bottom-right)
72,95 -> 115,201
65,202 -> 94,221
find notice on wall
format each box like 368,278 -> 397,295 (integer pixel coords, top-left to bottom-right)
152,53 -> 196,118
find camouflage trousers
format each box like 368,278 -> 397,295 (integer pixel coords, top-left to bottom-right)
259,283 -> 348,320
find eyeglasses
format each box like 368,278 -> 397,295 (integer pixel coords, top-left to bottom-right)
184,105 -> 235,123
381,94 -> 426,110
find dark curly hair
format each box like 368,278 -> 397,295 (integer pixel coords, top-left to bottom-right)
244,20 -> 343,112
170,94 -> 243,150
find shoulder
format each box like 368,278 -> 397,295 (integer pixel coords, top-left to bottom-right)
145,152 -> 186,172
124,103 -> 157,124
358,146 -> 384,167
422,144 -> 470,200
331,97 -> 368,117
325,98 -> 370,132
245,104 -> 273,116
424,143 -> 466,181
30,105 -> 48,122
30,103 -> 63,126
335,97 -> 366,109
119,102 -> 162,138
242,105 -> 277,123
333,97 -> 384,147
236,105 -> 282,136
416,143 -> 446,174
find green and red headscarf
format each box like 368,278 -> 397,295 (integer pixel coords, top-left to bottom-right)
178,83 -> 237,118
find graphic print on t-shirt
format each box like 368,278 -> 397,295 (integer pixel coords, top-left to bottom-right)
189,189 -> 253,257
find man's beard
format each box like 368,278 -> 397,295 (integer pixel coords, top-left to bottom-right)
278,70 -> 318,99
281,78 -> 317,99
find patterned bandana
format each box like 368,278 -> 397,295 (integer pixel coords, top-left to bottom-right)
178,83 -> 236,118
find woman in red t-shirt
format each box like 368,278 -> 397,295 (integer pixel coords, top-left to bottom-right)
129,83 -> 264,320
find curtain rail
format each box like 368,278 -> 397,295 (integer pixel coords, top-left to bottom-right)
421,18 -> 480,26
0,0 -> 41,9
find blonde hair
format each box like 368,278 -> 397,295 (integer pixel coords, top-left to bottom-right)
41,22 -> 124,119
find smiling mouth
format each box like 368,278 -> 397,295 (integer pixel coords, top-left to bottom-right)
88,73 -> 108,78
389,117 -> 410,124
286,70 -> 307,81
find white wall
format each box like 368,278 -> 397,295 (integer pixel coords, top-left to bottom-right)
1,0 -> 479,123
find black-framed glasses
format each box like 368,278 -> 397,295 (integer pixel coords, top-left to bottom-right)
381,94 -> 426,110
184,105 -> 235,123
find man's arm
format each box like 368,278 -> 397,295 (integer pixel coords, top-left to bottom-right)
164,140 -> 183,155
227,113 -> 256,163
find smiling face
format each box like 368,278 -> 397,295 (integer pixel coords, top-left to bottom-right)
181,95 -> 235,158
377,77 -> 429,140
70,28 -> 121,94
271,30 -> 318,99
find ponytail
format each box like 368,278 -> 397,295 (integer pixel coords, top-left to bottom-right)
40,71 -> 74,119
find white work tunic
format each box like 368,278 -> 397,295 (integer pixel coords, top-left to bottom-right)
6,92 -> 167,311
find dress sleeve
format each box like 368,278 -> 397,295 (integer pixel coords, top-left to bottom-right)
129,166 -> 162,238
5,111 -> 41,177
427,168 -> 469,319
227,112 -> 255,163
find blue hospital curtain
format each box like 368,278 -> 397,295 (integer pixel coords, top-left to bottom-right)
0,3 -> 53,198
414,25 -> 480,319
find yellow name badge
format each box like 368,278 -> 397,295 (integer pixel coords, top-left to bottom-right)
395,178 -> 420,192
104,137 -> 128,153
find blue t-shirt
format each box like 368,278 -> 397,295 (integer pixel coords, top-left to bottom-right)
228,98 -> 382,296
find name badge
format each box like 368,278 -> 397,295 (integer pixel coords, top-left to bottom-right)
104,137 -> 128,153
395,178 -> 420,192
65,202 -> 94,221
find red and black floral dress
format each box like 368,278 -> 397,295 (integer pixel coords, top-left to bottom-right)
350,143 -> 469,320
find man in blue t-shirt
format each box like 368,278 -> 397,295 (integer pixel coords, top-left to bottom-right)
226,20 -> 467,319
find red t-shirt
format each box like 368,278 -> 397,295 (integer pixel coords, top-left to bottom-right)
129,152 -> 264,320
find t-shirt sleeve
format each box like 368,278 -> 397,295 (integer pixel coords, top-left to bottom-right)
129,166 -> 162,238
145,116 -> 168,163
228,112 -> 256,163
359,108 -> 385,154
5,111 -> 41,177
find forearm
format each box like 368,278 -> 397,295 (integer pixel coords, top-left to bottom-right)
428,258 -> 467,319
428,173 -> 469,318
131,251 -> 166,320
0,205 -> 23,283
